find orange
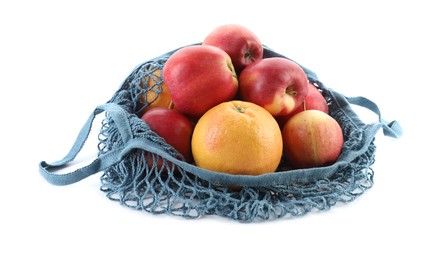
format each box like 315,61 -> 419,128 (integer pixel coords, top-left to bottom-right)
191,100 -> 283,175
141,68 -> 173,111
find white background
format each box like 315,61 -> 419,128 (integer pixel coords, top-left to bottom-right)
1,0 -> 436,259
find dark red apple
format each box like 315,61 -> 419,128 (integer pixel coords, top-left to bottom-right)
140,107 -> 194,163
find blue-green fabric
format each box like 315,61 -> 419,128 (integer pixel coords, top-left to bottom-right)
39,45 -> 402,221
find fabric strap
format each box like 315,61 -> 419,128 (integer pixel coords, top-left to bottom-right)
39,103 -> 133,185
346,96 -> 402,138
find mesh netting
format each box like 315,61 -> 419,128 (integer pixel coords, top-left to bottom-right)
96,48 -> 377,222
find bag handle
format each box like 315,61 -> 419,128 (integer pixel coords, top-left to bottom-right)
346,96 -> 403,138
39,103 -> 133,186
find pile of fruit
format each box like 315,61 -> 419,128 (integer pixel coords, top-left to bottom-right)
140,24 -> 344,177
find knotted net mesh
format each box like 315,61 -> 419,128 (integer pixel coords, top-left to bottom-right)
97,49 -> 376,222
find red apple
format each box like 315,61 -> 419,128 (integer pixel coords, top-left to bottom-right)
239,57 -> 309,117
291,82 -> 329,116
282,110 -> 343,169
163,45 -> 238,118
141,107 -> 194,163
203,24 -> 263,73
276,82 -> 329,127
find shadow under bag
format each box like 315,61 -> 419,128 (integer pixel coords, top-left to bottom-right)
39,45 -> 402,222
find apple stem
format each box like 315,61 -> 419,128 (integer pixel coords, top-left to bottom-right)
303,100 -> 307,111
168,100 -> 174,109
286,86 -> 297,97
244,51 -> 251,59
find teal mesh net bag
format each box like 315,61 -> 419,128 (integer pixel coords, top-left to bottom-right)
39,44 -> 402,222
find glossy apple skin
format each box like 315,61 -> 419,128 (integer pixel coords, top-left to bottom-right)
203,24 -> 263,73
282,110 -> 343,169
163,45 -> 238,118
239,57 -> 308,117
277,82 -> 329,127
141,107 -> 194,163
290,82 -> 329,116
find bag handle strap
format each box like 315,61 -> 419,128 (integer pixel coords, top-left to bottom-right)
308,77 -> 402,139
39,103 -> 133,186
346,96 -> 403,138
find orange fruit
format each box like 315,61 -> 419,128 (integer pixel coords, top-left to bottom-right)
191,100 -> 283,175
141,68 -> 173,111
